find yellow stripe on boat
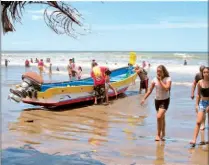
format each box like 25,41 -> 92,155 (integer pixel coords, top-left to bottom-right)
37,73 -> 137,99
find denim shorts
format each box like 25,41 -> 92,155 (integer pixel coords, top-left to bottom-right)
199,100 -> 209,112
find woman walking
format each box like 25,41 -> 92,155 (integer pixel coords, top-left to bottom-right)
190,67 -> 209,147
141,65 -> 172,141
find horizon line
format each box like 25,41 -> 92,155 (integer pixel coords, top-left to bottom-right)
2,50 -> 208,52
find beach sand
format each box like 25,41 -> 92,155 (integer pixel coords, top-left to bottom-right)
1,65 -> 209,165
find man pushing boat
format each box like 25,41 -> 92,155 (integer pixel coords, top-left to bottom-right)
91,62 -> 108,105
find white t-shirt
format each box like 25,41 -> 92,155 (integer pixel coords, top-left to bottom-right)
152,77 -> 171,100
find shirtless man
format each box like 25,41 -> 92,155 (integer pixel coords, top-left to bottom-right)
134,65 -> 149,94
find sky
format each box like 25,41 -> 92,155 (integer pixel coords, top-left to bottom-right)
1,1 -> 208,51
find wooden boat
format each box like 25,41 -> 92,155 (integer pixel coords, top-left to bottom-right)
9,66 -> 137,108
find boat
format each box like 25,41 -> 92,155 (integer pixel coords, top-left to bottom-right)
8,66 -> 137,108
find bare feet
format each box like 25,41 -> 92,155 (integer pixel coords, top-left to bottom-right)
155,136 -> 161,141
160,132 -> 165,141
200,123 -> 205,130
199,141 -> 205,145
190,141 -> 196,147
160,136 -> 165,141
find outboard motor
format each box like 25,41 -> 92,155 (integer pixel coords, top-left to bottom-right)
9,72 -> 43,102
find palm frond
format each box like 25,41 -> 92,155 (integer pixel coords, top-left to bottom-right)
1,1 -> 86,37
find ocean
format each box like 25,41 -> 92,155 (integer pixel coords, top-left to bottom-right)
1,51 -> 209,165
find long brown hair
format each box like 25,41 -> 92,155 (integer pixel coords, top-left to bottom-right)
157,65 -> 170,78
202,67 -> 209,80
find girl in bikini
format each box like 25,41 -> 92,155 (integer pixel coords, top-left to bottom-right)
190,67 -> 209,147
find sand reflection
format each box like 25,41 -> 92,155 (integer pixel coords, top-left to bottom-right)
8,105 -> 110,146
153,141 -> 165,165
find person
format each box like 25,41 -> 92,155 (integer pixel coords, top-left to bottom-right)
30,58 -> 33,63
126,63 -> 133,77
104,69 -> 118,104
191,65 -> 206,130
91,62 -> 108,105
141,65 -> 172,141
56,67 -> 60,71
134,65 -> 149,94
142,61 -> 146,68
77,66 -> 82,80
67,59 -> 76,80
91,59 -> 96,68
5,59 -> 9,67
35,58 -> 39,63
72,58 -> 76,69
191,65 -> 205,99
184,59 -> 187,65
46,58 -> 51,63
38,59 -> 46,75
190,67 -> 209,147
67,66 -> 77,81
71,67 -> 77,81
49,63 -> 52,74
128,63 -> 133,67
25,59 -> 30,67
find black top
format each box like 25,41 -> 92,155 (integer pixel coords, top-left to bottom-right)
200,87 -> 209,97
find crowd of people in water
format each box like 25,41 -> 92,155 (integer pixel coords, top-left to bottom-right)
3,56 -> 208,147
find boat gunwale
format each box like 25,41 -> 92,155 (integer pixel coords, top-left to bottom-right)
42,66 -> 130,85
37,71 -> 137,99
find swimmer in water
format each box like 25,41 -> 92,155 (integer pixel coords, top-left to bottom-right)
38,59 -> 47,75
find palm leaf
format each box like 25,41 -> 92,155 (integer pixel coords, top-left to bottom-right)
1,1 -> 85,37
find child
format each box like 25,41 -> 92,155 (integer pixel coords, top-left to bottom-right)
77,66 -> 82,80
49,63 -> 52,74
69,66 -> 77,81
105,69 -> 118,104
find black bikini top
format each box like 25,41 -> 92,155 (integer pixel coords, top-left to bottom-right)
200,86 -> 209,97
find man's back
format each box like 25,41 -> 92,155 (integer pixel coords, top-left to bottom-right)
136,68 -> 148,81
91,66 -> 107,85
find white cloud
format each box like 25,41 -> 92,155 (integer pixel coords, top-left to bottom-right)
159,16 -> 207,24
11,41 -> 31,45
28,8 -> 91,16
31,15 -> 43,21
27,9 -> 45,14
92,22 -> 208,31
28,9 -> 53,15
28,9 -> 54,18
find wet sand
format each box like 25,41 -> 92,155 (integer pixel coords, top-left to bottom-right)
1,66 -> 209,165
